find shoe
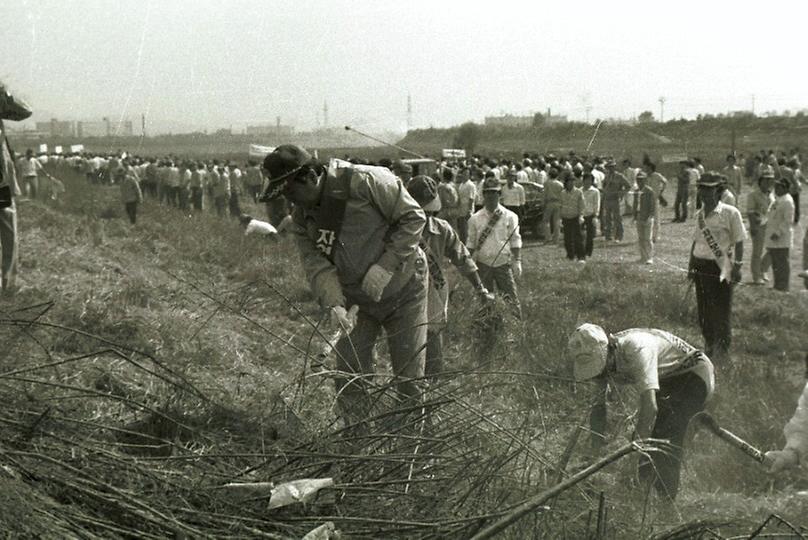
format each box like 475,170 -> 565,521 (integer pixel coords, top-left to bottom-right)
798,270 -> 808,278
762,276 -> 770,283
614,238 -> 622,243
752,278 -> 765,285
644,260 -> 653,265
577,259 -> 586,264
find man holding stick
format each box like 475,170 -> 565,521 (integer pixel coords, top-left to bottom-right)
568,324 -> 715,499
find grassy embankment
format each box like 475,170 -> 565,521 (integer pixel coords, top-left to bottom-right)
0,160 -> 806,538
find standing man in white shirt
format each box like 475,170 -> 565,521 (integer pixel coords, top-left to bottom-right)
467,177 -> 522,318
722,155 -> 744,201
688,173 -> 747,363
581,173 -> 600,258
764,178 -> 795,291
501,170 -> 526,220
454,166 -> 477,244
644,162 -> 668,243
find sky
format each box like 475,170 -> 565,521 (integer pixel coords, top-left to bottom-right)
2,0 -> 808,135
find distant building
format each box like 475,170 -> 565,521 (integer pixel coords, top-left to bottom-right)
246,118 -> 295,137
484,114 -> 533,127
35,119 -> 76,137
731,110 -> 755,118
75,118 -> 134,137
544,114 -> 568,126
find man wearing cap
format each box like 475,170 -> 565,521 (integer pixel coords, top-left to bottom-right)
688,173 -> 747,363
467,177 -> 522,317
260,145 -> 428,424
601,160 -> 631,242
633,170 -> 657,264
568,324 -> 714,499
0,84 -> 33,296
407,175 -> 493,377
746,170 -> 775,284
764,177 -> 795,292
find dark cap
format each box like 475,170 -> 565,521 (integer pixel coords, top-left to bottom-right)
259,144 -> 314,201
482,178 -> 502,192
407,175 -> 441,212
697,173 -> 721,188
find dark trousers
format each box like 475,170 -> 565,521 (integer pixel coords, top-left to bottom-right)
456,215 -> 470,245
768,248 -> 790,291
692,257 -> 733,360
229,192 -> 241,218
477,262 -> 522,319
674,185 -> 689,221
191,187 -> 203,211
124,202 -> 138,224
583,215 -> 596,257
562,217 -> 585,260
793,192 -> 800,224
638,371 -> 708,499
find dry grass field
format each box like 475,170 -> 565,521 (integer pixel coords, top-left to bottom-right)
0,158 -> 807,538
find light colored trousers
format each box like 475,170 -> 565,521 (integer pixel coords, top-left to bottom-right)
750,224 -> 772,281
0,201 -> 18,291
637,218 -> 654,262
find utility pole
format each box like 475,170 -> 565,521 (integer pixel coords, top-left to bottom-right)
658,97 -> 666,123
323,100 -> 329,128
585,106 -> 592,124
751,94 -> 756,115
406,93 -> 413,131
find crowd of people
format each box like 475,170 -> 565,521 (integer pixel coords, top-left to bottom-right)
1,80 -> 807,505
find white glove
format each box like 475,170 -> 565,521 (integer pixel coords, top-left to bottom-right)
763,449 -> 800,474
512,259 -> 522,279
361,264 -> 393,303
330,305 -> 359,332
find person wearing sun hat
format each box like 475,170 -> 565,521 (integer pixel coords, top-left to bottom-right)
467,177 -> 523,318
567,323 -> 714,499
688,172 -> 747,364
260,145 -> 428,426
407,174 -> 493,377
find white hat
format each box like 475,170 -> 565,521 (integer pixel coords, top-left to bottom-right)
568,323 -> 608,381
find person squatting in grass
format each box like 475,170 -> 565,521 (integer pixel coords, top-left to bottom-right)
0,83 -> 32,295
688,173 -> 747,364
259,145 -> 428,426
466,177 -> 523,320
633,170 -> 657,264
568,324 -> 714,500
406,175 -> 494,378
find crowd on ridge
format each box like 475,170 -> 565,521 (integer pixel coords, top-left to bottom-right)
2,81 -> 808,506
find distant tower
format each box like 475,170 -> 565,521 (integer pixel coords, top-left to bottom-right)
406,93 -> 413,131
658,97 -> 666,122
323,100 -> 329,128
141,113 -> 146,137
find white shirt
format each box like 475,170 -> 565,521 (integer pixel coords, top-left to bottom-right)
500,182 -> 526,207
467,204 -> 522,267
783,382 -> 808,463
582,186 -> 601,216
591,169 -> 605,189
765,193 -> 794,249
245,219 -> 278,236
611,329 -> 715,397
515,170 -> 529,184
692,201 -> 747,261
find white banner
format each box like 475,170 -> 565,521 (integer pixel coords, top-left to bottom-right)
442,148 -> 466,158
54,145 -> 63,154
38,143 -> 48,153
70,144 -> 85,153
249,144 -> 275,160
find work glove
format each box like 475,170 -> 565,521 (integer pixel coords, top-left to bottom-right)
330,305 -> 359,332
511,259 -> 523,279
477,287 -> 495,304
361,264 -> 393,303
763,449 -> 800,474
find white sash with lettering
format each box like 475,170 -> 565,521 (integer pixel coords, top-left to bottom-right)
697,211 -> 732,282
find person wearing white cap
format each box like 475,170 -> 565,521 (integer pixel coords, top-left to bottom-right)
567,323 -> 714,499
